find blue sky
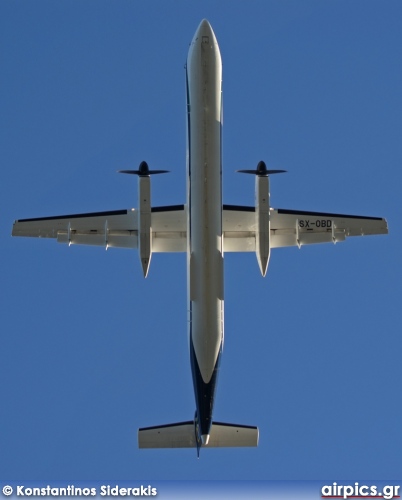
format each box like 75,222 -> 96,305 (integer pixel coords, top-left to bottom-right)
1,0 -> 401,480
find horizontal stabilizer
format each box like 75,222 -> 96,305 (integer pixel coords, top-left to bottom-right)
207,421 -> 259,447
138,421 -> 259,449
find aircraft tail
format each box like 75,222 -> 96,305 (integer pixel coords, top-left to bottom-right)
138,420 -> 259,449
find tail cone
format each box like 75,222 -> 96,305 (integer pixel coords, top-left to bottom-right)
201,434 -> 210,445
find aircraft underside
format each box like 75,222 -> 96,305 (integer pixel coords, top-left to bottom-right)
11,19 -> 388,456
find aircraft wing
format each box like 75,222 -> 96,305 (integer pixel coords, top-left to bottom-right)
12,204 -> 387,252
12,205 -> 186,251
222,205 -> 388,251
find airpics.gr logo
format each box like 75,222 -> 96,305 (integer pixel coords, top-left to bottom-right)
321,482 -> 401,499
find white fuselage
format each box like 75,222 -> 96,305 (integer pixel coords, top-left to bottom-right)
186,20 -> 223,442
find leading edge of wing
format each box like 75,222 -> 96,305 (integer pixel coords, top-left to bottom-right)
14,209 -> 130,224
223,204 -> 255,213
276,208 -> 385,221
13,205 -> 185,225
223,204 -> 387,221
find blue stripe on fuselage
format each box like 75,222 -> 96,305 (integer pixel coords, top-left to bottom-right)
185,65 -> 192,247
190,328 -> 222,437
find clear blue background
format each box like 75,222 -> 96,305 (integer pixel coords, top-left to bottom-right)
1,0 -> 401,480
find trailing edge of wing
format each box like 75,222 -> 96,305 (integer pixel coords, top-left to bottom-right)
138,421 -> 259,449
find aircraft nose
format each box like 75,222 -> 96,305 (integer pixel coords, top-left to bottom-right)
195,18 -> 214,39
199,19 -> 212,31
188,18 -> 220,66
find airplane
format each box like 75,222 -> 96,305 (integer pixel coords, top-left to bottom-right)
12,19 -> 388,456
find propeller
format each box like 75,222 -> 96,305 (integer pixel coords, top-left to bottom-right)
118,161 -> 169,176
237,160 -> 286,176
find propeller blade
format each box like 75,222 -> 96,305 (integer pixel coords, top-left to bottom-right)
237,161 -> 286,176
117,161 -> 169,176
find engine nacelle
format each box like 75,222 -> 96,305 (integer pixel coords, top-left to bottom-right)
138,174 -> 152,277
255,174 -> 270,277
237,161 -> 286,277
118,161 -> 169,277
